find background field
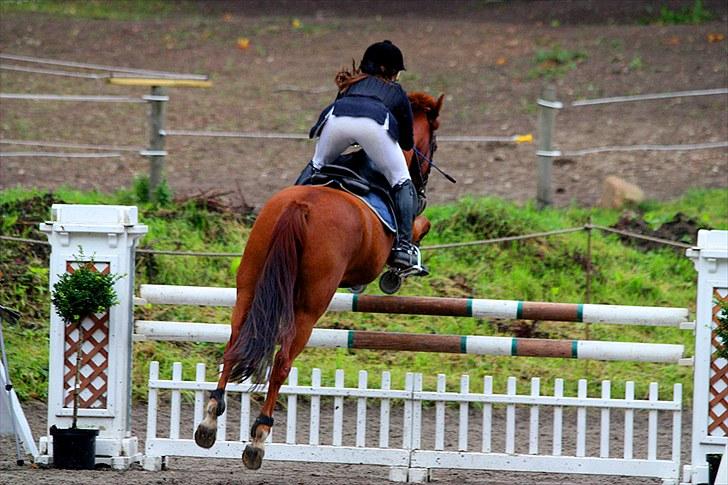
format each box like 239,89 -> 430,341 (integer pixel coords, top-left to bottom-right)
1,0 -> 726,208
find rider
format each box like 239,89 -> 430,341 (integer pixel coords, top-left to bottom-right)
298,40 -> 421,272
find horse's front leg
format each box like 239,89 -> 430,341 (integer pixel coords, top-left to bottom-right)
242,313 -> 316,470
413,215 -> 431,245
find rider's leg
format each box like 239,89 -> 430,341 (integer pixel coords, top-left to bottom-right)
310,114 -> 423,271
346,116 -> 421,271
311,114 -> 356,170
296,113 -> 355,185
388,179 -> 421,270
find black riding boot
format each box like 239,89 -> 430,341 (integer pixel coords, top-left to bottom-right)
294,161 -> 319,185
388,179 -> 422,270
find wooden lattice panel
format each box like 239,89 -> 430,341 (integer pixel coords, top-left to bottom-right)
62,261 -> 110,409
709,288 -> 728,436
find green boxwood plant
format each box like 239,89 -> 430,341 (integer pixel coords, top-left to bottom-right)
51,249 -> 122,428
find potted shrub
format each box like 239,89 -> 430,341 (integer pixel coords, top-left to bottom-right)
49,249 -> 122,469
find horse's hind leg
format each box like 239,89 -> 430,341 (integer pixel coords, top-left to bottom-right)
242,311 -> 318,470
193,363 -> 231,448
195,300 -> 248,449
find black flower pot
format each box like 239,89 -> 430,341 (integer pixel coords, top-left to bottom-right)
50,425 -> 98,469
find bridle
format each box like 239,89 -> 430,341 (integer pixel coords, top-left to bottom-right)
409,118 -> 455,214
410,132 -> 437,199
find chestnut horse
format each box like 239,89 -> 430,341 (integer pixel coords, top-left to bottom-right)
194,92 -> 444,469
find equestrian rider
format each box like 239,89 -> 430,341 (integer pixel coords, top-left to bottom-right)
299,40 -> 421,272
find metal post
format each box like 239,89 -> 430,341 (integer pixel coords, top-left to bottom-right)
536,85 -> 559,209
584,220 -> 593,376
0,307 -> 23,465
147,86 -> 167,197
585,219 -> 592,304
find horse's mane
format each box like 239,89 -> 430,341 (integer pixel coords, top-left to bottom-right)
408,92 -> 440,129
408,92 -> 438,114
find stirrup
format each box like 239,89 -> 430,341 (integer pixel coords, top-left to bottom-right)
388,243 -> 425,275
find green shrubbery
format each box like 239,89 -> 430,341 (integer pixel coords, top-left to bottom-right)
1,187 -> 726,402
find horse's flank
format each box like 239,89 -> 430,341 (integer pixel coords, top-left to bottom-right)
224,186 -> 392,384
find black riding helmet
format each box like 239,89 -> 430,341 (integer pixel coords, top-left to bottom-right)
359,40 -> 405,78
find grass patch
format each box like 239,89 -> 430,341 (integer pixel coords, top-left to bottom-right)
1,187 -> 726,402
643,0 -> 713,25
529,45 -> 588,79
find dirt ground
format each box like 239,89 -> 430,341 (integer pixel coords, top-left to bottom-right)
1,398 -> 692,485
1,0 -> 727,209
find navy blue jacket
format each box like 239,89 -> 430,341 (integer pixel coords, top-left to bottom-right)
309,76 -> 414,151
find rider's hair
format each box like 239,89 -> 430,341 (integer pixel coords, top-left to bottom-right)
335,60 -> 367,93
335,60 -> 391,94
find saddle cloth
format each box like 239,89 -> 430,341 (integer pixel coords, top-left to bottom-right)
297,150 -> 397,234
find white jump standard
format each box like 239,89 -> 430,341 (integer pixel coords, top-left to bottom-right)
37,205 -> 148,469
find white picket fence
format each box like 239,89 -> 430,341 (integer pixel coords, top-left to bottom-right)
144,361 -> 683,483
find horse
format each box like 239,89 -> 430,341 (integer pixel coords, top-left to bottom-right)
194,92 -> 444,469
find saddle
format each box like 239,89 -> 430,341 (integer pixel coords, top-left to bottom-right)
296,150 -> 397,233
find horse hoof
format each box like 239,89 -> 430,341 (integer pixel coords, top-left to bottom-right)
348,284 -> 367,294
379,270 -> 402,294
242,444 -> 264,470
194,423 -> 217,449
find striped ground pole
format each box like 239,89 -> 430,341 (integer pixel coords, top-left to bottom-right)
133,322 -> 684,364
139,285 -> 690,327
332,294 -> 688,327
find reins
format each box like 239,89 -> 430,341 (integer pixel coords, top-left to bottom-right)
411,122 -> 457,196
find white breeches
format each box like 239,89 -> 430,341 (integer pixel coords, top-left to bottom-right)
311,113 -> 410,187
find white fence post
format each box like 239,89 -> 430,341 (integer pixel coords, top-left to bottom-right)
37,204 -> 147,469
686,229 -> 728,484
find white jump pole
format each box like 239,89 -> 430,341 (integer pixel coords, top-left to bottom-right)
138,285 -> 690,328
133,321 -> 685,364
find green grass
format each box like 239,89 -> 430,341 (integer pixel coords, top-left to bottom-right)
646,0 -> 713,25
1,187 -> 726,403
529,46 -> 588,79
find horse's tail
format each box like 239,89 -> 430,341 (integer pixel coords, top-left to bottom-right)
226,201 -> 308,384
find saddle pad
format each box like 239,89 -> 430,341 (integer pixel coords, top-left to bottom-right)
316,180 -> 396,234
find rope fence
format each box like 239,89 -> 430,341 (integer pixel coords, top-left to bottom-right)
539,140 -> 728,158
0,139 -> 144,153
535,86 -> 728,207
0,63 -> 111,79
570,88 -> 728,107
0,151 -> 123,158
0,93 -> 149,103
162,129 -> 534,144
0,224 -> 692,257
0,53 -> 208,80
1,52 -> 725,207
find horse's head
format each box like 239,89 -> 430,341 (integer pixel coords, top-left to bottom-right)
407,92 -> 444,202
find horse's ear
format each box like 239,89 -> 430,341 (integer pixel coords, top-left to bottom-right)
434,94 -> 445,116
